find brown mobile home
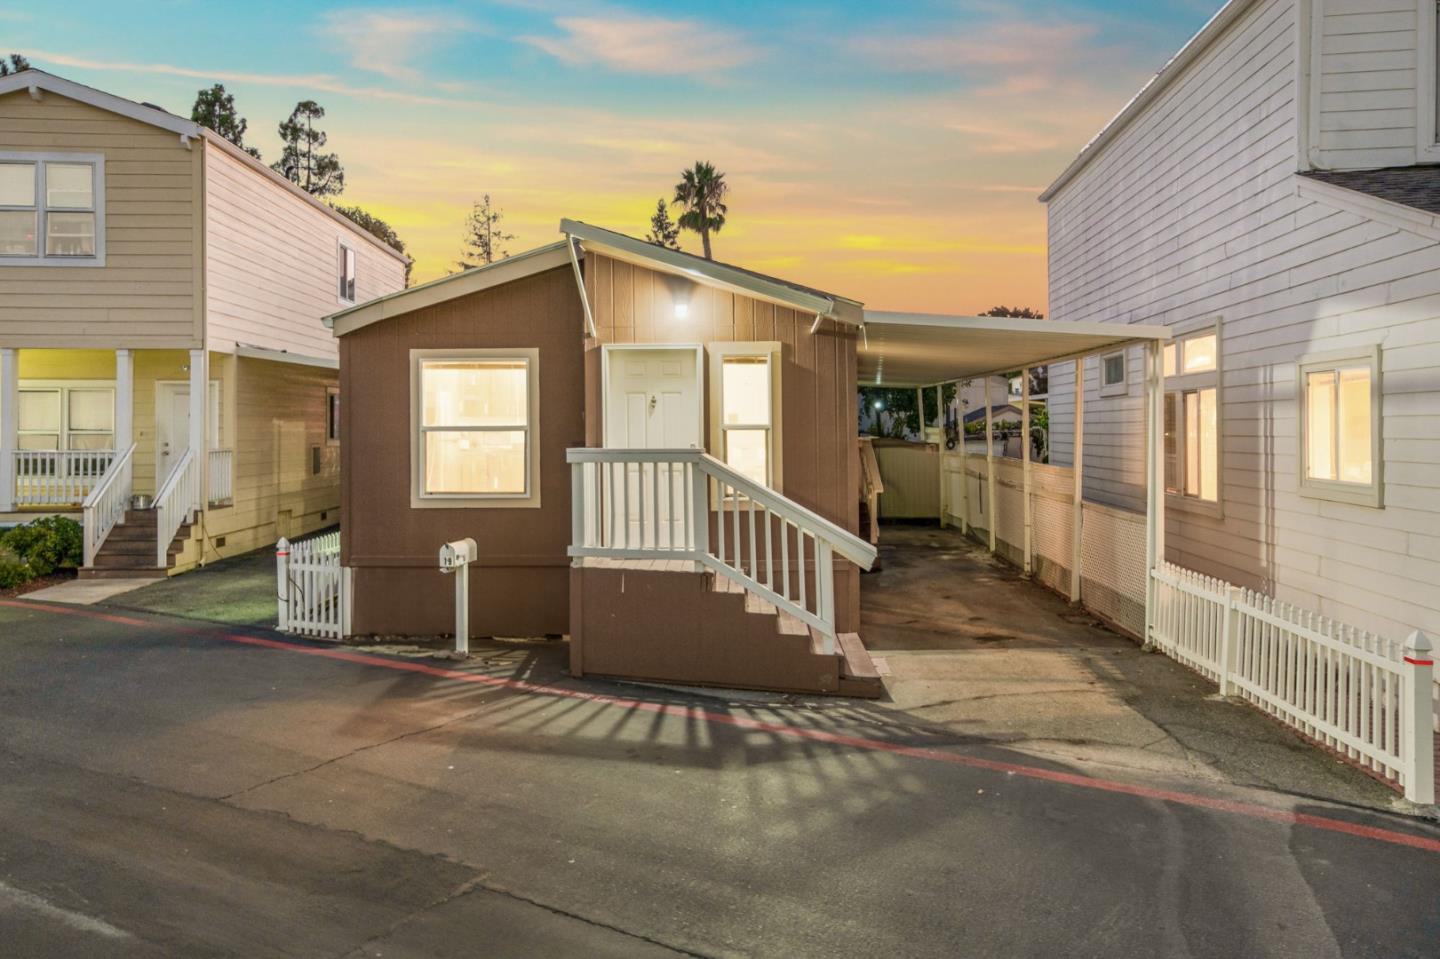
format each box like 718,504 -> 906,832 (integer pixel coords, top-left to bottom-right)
329,222 -> 881,695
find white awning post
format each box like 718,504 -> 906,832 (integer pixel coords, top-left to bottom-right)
915,387 -> 925,441
1022,366 -> 1033,576
958,379 -> 970,536
935,383 -> 945,525
115,349 -> 134,451
188,349 -> 207,515
1069,356 -> 1085,603
1143,342 -> 1162,650
0,348 -> 15,513
984,376 -> 996,554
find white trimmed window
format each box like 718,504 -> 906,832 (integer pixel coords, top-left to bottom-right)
1299,347 -> 1381,508
0,153 -> 104,265
709,342 -> 782,490
411,349 -> 540,508
17,383 -> 115,451
338,242 -> 357,303
1099,350 -> 1127,396
1161,324 -> 1221,510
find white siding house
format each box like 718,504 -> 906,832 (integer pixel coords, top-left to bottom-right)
1041,0 -> 1440,644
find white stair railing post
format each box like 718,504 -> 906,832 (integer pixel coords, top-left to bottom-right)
570,461 -> 585,566
690,462 -> 710,573
275,538 -> 291,631
1219,584 -> 1242,696
1401,630 -> 1435,805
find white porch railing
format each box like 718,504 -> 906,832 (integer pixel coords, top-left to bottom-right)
208,448 -> 234,505
13,449 -> 116,506
567,448 -> 877,649
275,531 -> 351,639
153,448 -> 200,568
1151,561 -> 1434,804
81,443 -> 136,567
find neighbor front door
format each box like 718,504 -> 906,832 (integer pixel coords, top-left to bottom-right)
156,383 -> 191,484
603,347 -> 702,547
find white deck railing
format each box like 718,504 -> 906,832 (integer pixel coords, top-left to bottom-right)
153,448 -> 199,568
275,531 -> 351,639
208,448 -> 234,505
567,448 -> 877,649
1151,561 -> 1434,804
81,443 -> 136,567
13,449 -> 116,506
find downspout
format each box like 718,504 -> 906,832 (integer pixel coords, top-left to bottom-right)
566,236 -> 598,338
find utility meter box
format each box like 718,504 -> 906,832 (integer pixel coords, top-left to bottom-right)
438,538 -> 478,571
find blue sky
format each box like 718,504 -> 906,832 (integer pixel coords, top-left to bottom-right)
3,1 -> 1219,307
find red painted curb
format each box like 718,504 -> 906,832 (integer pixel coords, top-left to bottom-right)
5,597 -> 1439,855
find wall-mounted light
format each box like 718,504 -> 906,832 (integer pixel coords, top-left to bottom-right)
674,300 -> 689,319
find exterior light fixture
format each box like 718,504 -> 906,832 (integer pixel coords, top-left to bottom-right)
674,301 -> 689,319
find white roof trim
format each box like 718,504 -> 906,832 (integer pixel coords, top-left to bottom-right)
561,218 -> 864,325
327,241 -> 573,337
0,70 -> 200,140
1295,174 -> 1440,244
1039,0 -> 1260,203
234,344 -> 339,370
859,311 -> 1171,387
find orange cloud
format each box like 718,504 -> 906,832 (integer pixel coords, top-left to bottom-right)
521,15 -> 758,75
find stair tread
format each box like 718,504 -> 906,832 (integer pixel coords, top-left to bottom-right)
836,632 -> 881,681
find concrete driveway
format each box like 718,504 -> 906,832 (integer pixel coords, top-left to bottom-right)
0,595 -> 1437,958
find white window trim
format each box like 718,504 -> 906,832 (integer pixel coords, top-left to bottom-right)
1297,345 -> 1383,509
325,386 -> 340,447
1419,1 -> 1440,162
16,379 -> 117,450
1162,318 -> 1223,518
1098,350 -> 1128,397
408,347 -> 541,510
0,151 -> 106,267
708,341 -> 783,493
337,239 -> 357,305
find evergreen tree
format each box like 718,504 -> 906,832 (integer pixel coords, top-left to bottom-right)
272,101 -> 344,197
645,198 -> 680,250
190,84 -> 260,159
0,54 -> 30,77
457,195 -> 515,269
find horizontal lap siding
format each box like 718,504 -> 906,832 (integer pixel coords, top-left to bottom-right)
1314,0 -> 1421,169
585,253 -> 861,632
1046,0 -> 1440,642
0,91 -> 198,348
203,142 -> 407,360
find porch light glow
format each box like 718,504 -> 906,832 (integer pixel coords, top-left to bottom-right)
674,301 -> 689,319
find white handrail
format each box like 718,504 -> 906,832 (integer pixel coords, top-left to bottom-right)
567,447 -> 877,647
81,443 -> 136,567
13,449 -> 116,506
153,448 -> 199,568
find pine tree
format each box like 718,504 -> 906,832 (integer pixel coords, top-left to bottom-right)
0,54 -> 30,77
457,195 -> 515,269
645,198 -> 680,250
272,101 -> 344,197
332,204 -> 411,284
191,84 -> 260,159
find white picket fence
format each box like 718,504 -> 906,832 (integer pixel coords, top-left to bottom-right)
1151,561 -> 1434,804
275,531 -> 352,640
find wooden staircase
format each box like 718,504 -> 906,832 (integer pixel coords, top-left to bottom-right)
78,508 -> 190,580
570,558 -> 883,698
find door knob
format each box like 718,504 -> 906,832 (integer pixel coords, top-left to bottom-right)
649,395 -> 657,412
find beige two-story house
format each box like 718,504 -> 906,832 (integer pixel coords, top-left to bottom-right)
0,70 -> 408,576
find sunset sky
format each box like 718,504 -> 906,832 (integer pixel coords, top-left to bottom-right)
6,1 -> 1217,312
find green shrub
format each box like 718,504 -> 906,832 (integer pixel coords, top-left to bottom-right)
0,545 -> 32,590
1,516 -> 83,577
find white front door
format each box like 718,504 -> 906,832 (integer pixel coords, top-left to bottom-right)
604,347 -> 702,548
156,383 -> 190,484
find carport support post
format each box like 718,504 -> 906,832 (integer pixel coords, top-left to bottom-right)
1021,366 -> 1032,576
1069,356 -> 1084,603
958,380 -> 970,536
915,387 -> 925,440
935,383 -> 945,525
1143,341 -> 1163,650
984,376 -> 996,554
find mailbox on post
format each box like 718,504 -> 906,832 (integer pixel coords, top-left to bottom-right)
438,537 -> 477,655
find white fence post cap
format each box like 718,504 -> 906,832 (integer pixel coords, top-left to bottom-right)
276,537 -> 289,552
1403,630 -> 1432,657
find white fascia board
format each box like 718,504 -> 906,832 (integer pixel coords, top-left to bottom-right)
1295,174 -> 1440,244
561,218 -> 861,323
862,311 -> 1172,342
233,344 -> 339,369
327,242 -> 573,336
0,70 -> 200,140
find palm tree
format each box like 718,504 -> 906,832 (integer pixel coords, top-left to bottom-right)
673,161 -> 728,260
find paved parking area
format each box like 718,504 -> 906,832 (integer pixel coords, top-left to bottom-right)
0,595 -> 1436,957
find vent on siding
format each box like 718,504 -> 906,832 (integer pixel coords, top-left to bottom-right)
312,446 -> 322,476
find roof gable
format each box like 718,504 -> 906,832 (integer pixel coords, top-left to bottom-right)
0,70 -> 200,141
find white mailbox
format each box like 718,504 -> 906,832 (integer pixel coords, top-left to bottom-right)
439,538 -> 477,571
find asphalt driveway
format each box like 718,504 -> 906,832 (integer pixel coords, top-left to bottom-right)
0,596 -> 1437,958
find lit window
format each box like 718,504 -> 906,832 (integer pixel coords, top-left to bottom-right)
1099,351 -> 1127,396
0,156 -> 101,262
720,355 -> 772,486
1182,333 -> 1217,373
338,244 -> 357,302
415,353 -> 536,502
1162,343 -> 1177,377
1161,321 -> 1222,509
1299,348 -> 1381,507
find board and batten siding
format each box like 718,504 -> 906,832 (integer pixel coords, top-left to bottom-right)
1311,0 -> 1422,170
0,89 -> 200,348
202,140 -> 407,360
583,252 -> 863,633
1045,0 -> 1440,644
